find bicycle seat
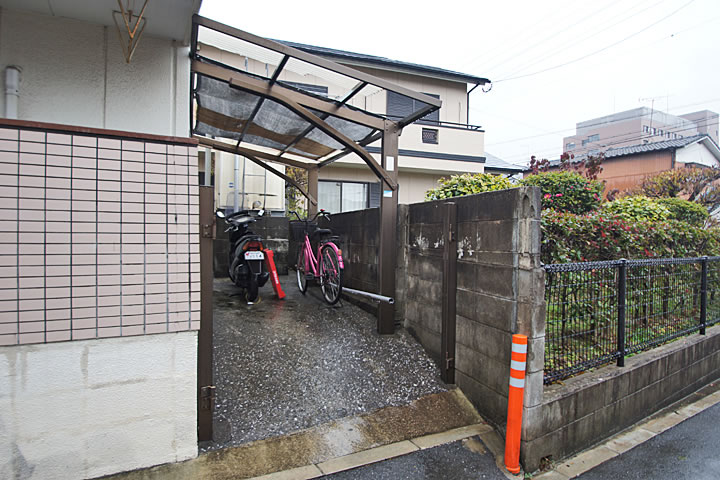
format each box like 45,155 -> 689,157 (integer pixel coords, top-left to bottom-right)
311,228 -> 333,239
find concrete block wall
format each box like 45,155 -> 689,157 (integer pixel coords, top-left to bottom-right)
320,208 -> 380,295
521,325 -> 720,470
214,216 -> 289,277
403,187 -> 545,431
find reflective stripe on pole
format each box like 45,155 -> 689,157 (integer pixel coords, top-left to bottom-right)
504,334 -> 527,475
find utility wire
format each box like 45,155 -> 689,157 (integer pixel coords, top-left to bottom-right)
482,0 -> 629,76
494,0 -> 697,83
479,97 -> 720,147
496,0 -> 668,81
501,116 -> 718,163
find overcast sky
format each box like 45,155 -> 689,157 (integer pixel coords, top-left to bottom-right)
199,0 -> 719,166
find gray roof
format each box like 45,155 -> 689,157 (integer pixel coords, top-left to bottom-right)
484,152 -> 525,172
602,135 -> 710,159
277,40 -> 490,86
534,134 -> 718,170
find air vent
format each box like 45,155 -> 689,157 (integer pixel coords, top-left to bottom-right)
422,128 -> 439,144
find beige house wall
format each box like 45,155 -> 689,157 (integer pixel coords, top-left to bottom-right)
197,41 -> 487,212
318,166 -> 449,205
0,8 -> 190,138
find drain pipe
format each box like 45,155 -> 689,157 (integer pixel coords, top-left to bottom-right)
342,287 -> 394,305
5,66 -> 21,119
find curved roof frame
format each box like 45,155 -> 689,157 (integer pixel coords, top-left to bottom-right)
190,15 -> 442,196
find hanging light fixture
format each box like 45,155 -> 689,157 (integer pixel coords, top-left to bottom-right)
112,0 -> 149,64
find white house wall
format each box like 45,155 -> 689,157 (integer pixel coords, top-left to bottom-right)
0,332 -> 197,480
0,8 -> 190,137
675,142 -> 719,168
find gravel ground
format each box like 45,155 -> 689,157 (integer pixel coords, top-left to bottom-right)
202,276 -> 447,452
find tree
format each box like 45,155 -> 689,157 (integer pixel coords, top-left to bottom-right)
285,166 -> 308,218
637,167 -> 720,213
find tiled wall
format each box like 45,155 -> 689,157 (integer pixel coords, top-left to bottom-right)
0,126 -> 200,346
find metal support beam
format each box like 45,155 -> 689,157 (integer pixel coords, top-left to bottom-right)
198,186 -> 215,441
308,168 -> 319,216
192,60 -> 386,131
223,74 -> 396,190
378,121 -> 399,334
195,135 -> 314,170
193,15 -> 442,113
196,136 -> 317,206
441,202 -> 457,384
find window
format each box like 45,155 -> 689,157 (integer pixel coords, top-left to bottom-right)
422,128 -> 439,144
282,81 -> 329,97
643,125 -> 649,133
659,129 -> 664,136
387,91 -> 440,124
318,181 -> 381,213
566,142 -> 576,150
588,134 -> 599,142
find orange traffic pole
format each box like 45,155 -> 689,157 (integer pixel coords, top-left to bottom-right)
504,334 -> 527,475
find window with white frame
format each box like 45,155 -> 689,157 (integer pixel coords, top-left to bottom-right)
318,181 -> 381,213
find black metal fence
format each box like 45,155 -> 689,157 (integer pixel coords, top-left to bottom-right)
544,257 -> 720,384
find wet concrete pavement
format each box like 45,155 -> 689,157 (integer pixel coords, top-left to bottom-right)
319,437 -> 507,480
205,275 -> 448,451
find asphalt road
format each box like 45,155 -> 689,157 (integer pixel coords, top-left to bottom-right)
577,402 -> 720,480
320,437 -> 507,480
316,402 -> 720,480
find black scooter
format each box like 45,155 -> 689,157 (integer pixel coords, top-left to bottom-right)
216,209 -> 270,302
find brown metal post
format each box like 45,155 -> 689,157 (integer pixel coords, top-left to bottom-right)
441,202 -> 457,383
308,168 -> 319,216
198,186 -> 215,441
378,121 -> 399,334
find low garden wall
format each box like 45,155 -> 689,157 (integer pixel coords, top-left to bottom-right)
522,325 -> 720,469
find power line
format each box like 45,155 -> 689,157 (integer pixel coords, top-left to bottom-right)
479,97 -> 720,147
494,0 -> 697,83
482,0 -> 629,77
501,115 -> 718,163
496,0 -> 668,81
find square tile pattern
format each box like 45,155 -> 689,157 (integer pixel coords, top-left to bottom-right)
0,127 -> 200,345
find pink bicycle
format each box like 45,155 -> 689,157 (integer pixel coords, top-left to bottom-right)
291,210 -> 344,305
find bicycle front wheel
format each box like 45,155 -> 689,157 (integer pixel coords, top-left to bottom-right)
296,246 -> 308,294
320,245 -> 343,305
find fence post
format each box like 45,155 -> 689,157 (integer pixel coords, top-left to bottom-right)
617,259 -> 627,367
701,256 -> 708,335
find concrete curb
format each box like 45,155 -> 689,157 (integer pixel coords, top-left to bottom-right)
248,423 -> 493,480
534,384 -> 720,479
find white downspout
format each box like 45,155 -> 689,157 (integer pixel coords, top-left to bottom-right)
4,66 -> 20,119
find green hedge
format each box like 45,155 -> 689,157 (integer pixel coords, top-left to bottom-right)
425,173 -> 514,201
541,209 -> 720,264
520,171 -> 604,215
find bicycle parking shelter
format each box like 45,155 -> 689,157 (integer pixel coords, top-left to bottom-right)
190,14 -> 440,333
190,16 -> 441,440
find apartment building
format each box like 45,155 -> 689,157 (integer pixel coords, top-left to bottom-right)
563,107 -> 719,156
197,32 -> 517,213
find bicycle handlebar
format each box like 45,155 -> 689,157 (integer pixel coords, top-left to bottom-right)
289,209 -> 332,223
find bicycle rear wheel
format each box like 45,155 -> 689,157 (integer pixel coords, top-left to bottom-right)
320,245 -> 342,305
296,246 -> 308,294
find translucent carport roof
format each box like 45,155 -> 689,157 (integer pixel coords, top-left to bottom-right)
190,15 -> 442,197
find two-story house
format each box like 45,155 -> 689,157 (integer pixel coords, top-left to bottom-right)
197,31 -> 519,214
